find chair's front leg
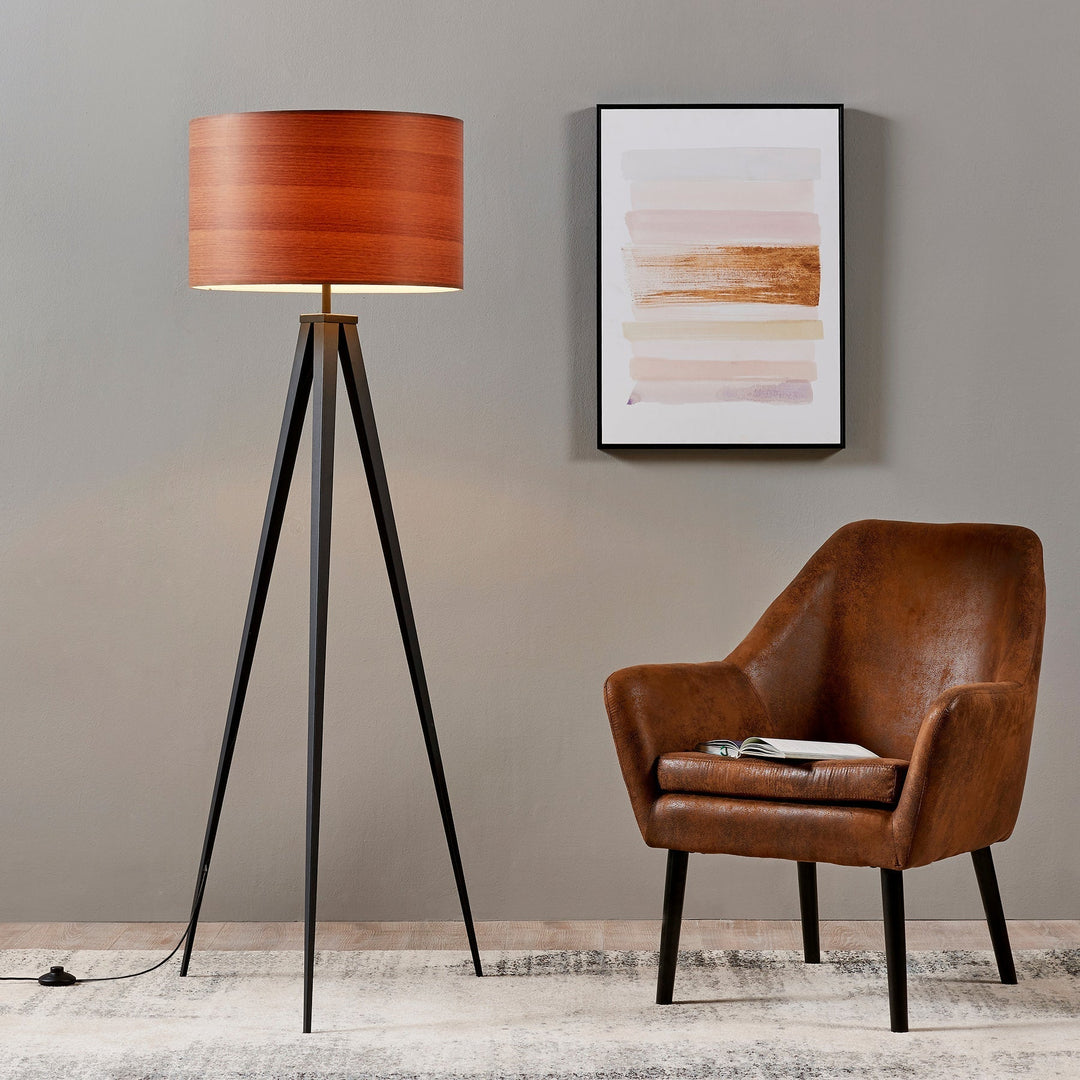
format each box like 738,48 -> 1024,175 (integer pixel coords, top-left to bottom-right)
656,850 -> 689,1005
797,862 -> 820,963
880,868 -> 908,1032
971,846 -> 1017,984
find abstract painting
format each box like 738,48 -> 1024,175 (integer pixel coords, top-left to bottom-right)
597,105 -> 844,449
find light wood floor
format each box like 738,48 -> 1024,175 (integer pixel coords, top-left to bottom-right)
1,921 -> 1077,952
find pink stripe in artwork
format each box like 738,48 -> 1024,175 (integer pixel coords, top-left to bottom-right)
628,380 -> 814,405
630,358 -> 818,382
627,210 -> 821,245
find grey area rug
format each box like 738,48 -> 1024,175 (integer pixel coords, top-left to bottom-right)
1,948 -> 1078,1079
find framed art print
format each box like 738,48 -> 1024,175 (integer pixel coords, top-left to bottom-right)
597,104 -> 844,449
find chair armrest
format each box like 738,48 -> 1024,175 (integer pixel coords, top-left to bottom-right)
892,681 -> 1036,868
603,661 -> 770,839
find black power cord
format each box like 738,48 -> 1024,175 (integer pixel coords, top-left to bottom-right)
1,874 -> 206,987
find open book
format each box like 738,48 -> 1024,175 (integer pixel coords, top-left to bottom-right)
695,737 -> 877,762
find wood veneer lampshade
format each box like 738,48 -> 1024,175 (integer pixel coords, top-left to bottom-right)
189,110 -> 463,293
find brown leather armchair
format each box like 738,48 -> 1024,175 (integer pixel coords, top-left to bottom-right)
604,520 -> 1045,1032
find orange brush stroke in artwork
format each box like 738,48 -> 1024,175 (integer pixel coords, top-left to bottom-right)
625,245 -> 821,307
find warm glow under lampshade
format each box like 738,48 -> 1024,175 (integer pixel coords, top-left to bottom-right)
189,110 -> 463,293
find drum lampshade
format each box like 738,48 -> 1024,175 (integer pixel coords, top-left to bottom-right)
189,110 -> 463,292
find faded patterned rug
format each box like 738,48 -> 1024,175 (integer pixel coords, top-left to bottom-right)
1,948 -> 1078,1078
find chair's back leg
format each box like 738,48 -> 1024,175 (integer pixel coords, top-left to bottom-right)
880,868 -> 908,1033
656,850 -> 689,1005
797,862 -> 820,963
971,846 -> 1017,984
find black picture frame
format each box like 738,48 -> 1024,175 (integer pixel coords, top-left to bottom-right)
596,103 -> 845,451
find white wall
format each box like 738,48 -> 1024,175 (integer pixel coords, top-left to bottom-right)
1,0 -> 1077,922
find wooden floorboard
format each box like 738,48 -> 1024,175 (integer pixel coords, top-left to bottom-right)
0,920 -> 1076,951
3,923 -> 128,950
601,919 -> 662,951
210,922 -> 304,950
496,921 -> 606,951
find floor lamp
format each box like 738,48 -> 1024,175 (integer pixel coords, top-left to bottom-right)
181,110 -> 483,1033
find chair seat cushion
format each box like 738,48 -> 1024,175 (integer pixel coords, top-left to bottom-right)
656,752 -> 909,807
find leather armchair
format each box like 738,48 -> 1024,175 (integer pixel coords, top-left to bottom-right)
604,520 -> 1045,1032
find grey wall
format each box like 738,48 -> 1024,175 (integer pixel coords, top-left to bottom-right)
1,0 -> 1077,924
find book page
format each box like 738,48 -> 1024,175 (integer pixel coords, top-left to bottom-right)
751,738 -> 876,760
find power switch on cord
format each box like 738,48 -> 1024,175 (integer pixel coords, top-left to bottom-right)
38,966 -> 77,986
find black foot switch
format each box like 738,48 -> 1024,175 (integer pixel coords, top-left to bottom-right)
38,966 -> 77,986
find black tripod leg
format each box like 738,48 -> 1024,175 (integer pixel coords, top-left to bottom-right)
303,322 -> 338,1034
338,322 -> 483,978
180,324 -> 314,978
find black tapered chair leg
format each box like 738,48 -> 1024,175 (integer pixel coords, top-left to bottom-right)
797,862 -> 820,963
880,868 -> 908,1033
656,850 -> 689,1005
971,846 -> 1017,984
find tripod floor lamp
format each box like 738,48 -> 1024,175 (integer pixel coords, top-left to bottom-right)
182,110 -> 483,1033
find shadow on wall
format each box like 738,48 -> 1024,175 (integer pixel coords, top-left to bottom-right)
564,107 -> 889,466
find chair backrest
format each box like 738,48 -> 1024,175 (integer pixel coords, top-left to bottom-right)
730,520 -> 1045,759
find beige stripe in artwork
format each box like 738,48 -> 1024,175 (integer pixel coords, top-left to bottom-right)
625,245 -> 821,307
626,210 -> 820,246
629,379 -> 814,405
623,320 -> 824,341
630,179 -> 816,212
630,357 -> 817,382
631,301 -> 820,322
629,339 -> 817,363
